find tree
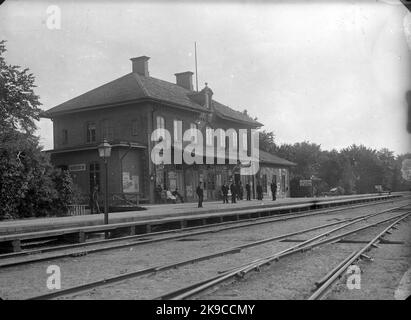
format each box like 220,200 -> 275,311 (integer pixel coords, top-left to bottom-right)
340,145 -> 385,194
0,40 -> 42,135
0,40 -> 75,219
259,130 -> 276,153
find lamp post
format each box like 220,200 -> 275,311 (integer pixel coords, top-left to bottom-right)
98,139 -> 112,225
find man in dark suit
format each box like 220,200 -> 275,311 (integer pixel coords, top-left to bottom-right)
238,182 -> 244,200
230,182 -> 237,203
256,182 -> 263,200
196,182 -> 204,208
221,182 -> 229,204
270,180 -> 277,201
245,181 -> 251,201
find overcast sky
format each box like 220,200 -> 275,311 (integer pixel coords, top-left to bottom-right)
1,0 -> 410,154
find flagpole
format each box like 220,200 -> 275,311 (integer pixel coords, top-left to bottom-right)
195,41 -> 198,92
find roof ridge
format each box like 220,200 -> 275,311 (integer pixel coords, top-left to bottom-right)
131,72 -> 150,97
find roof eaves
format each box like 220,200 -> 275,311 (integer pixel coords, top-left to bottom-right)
214,109 -> 263,127
42,96 -> 210,118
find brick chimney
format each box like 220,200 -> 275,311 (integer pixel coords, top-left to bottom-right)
175,71 -> 194,91
130,56 -> 150,76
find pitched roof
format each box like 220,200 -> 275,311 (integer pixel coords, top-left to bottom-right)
258,150 -> 296,167
212,100 -> 261,126
45,72 -> 262,126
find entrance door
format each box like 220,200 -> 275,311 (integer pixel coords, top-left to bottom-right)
184,168 -> 199,202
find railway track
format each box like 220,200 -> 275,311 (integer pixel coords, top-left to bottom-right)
155,210 -> 410,300
307,214 -> 409,300
22,201 -> 410,300
0,197 -> 407,269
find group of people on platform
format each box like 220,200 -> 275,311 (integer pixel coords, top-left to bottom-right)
155,179 -> 279,209
155,184 -> 184,204
195,179 -> 278,208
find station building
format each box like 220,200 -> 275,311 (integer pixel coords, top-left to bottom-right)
43,56 -> 295,204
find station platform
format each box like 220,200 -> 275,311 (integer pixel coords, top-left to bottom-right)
0,193 -> 404,236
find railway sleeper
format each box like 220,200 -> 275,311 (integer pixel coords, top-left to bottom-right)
0,239 -> 22,253
60,231 -> 86,244
108,226 -> 136,238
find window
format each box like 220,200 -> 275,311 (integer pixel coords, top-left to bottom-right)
101,120 -> 114,141
241,131 -> 247,151
282,174 -> 286,192
262,174 -> 267,193
156,116 -> 165,140
219,129 -> 225,148
86,122 -> 96,143
232,131 -> 238,148
227,130 -> 237,149
131,119 -> 139,136
206,127 -> 213,146
62,129 -> 68,145
173,120 -> 182,142
190,123 -> 198,143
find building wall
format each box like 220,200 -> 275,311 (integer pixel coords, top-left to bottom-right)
52,103 -> 151,149
258,166 -> 290,198
49,101 -> 290,203
50,147 -> 145,202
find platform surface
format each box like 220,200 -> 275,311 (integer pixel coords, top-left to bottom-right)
0,193 -> 402,235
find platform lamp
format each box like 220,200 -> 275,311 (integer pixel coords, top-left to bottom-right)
98,139 -> 112,225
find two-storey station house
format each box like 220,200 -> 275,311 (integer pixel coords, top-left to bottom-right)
43,56 -> 295,205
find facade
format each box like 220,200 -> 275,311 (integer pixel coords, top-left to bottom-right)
43,56 -> 295,205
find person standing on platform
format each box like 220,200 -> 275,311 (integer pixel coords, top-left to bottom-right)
271,180 -> 277,201
221,182 -> 229,204
245,181 -> 251,201
91,185 -> 100,214
196,182 -> 204,208
230,182 -> 237,203
154,184 -> 162,204
238,181 -> 244,200
256,182 -> 263,200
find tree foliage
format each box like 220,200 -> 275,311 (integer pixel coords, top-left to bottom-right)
259,130 -> 411,197
0,40 -> 76,219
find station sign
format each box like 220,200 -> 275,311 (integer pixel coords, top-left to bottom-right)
68,163 -> 86,172
300,179 -> 312,187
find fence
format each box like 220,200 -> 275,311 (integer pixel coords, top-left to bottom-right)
67,204 -> 87,216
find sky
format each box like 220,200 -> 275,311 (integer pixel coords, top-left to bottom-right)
0,0 -> 410,154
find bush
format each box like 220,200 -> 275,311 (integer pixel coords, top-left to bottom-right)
0,132 -> 77,219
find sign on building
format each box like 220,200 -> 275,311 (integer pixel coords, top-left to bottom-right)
300,179 -> 312,187
123,171 -> 139,193
68,164 -> 86,172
